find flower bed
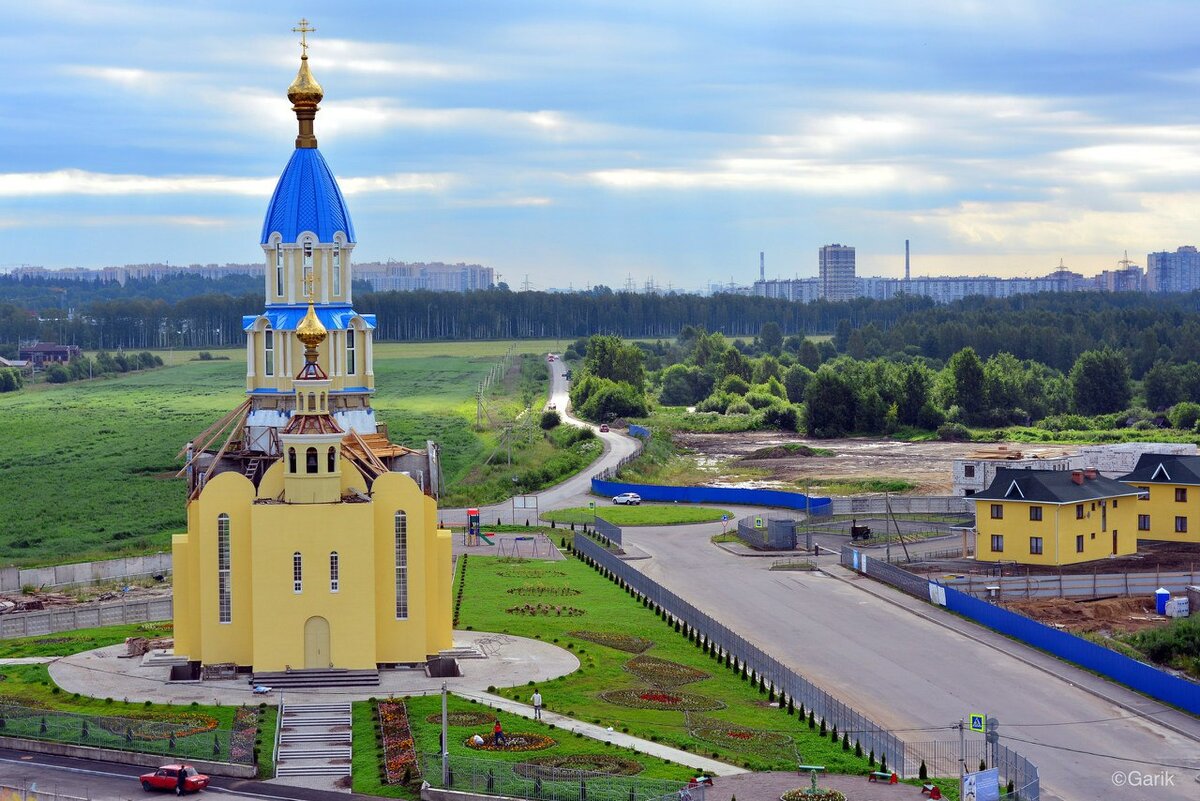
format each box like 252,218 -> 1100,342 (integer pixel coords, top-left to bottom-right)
568,630 -> 653,653
378,700 -> 419,784
781,789 -> 845,801
689,720 -> 793,756
598,689 -> 724,711
230,706 -> 258,764
464,732 -> 557,752
505,603 -> 585,617
515,754 -> 645,779
507,585 -> 582,597
624,654 -> 709,687
424,711 -> 497,726
498,569 -> 566,578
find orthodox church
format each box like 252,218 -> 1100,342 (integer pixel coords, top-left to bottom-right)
172,28 -> 453,677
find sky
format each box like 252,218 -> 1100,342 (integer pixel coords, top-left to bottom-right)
4,1 -> 1200,290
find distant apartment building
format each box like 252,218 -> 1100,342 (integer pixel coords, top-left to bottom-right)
1146,246 -> 1200,293
752,277 -> 820,302
353,261 -> 494,292
818,244 -> 856,301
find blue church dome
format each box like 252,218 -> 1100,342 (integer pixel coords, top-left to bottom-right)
260,148 -> 356,245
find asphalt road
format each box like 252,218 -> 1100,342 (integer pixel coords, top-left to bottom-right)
619,522 -> 1200,801
0,749 -> 377,801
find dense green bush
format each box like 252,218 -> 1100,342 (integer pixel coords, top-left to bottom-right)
540,410 -> 561,430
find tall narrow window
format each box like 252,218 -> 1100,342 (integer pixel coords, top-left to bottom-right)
303,239 -> 314,290
217,514 -> 231,623
327,446 -> 336,472
306,447 -> 318,474
264,329 -> 274,377
330,551 -> 339,592
346,330 -> 356,375
288,447 -> 297,473
333,242 -> 342,295
275,243 -> 284,297
394,511 -> 408,619
293,552 -> 303,593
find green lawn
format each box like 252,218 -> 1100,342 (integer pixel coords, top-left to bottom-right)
458,552 -> 876,773
0,621 -> 173,658
542,505 -> 732,527
0,341 -> 586,566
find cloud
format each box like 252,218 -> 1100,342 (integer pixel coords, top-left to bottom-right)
0,169 -> 454,197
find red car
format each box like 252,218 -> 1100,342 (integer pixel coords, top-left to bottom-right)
140,765 -> 209,793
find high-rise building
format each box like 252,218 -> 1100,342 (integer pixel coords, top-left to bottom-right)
1146,246 -> 1200,293
818,244 -> 856,301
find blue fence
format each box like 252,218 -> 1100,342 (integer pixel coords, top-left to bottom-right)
628,424 -> 652,440
591,478 -> 832,515
940,584 -> 1200,716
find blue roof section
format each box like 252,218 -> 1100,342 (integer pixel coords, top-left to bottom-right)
242,305 -> 376,332
260,148 -> 356,244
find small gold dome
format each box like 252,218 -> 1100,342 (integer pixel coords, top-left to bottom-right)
288,55 -> 324,108
296,299 -> 327,349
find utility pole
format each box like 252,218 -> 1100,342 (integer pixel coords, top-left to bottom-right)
958,718 -> 965,778
441,682 -> 449,786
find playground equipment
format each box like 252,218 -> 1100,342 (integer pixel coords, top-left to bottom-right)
498,533 -> 553,558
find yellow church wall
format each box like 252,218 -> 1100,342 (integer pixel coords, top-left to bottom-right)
371,472 -> 452,663
249,501 -> 378,671
183,471 -> 257,666
171,509 -> 198,659
1128,482 -> 1200,544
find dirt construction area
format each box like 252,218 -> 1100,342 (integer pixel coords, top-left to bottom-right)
1003,597 -> 1169,635
676,432 -> 1074,493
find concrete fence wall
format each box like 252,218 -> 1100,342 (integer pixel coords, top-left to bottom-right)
945,569 -> 1200,600
0,596 -> 172,640
828,495 -> 971,515
0,553 -> 172,593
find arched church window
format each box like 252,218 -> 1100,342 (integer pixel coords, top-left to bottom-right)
346,330 -> 356,376
217,514 -> 231,623
333,241 -> 342,296
303,238 -> 314,289
306,447 -> 318,474
288,448 -> 297,473
264,329 -> 275,377
293,552 -> 303,593
394,511 -> 408,619
329,551 -> 339,592
275,242 -> 284,297
308,393 -> 316,412
327,446 -> 336,472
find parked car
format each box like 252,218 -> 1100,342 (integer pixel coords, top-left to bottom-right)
547,402 -> 556,410
140,765 -> 209,794
612,492 -> 641,505
547,354 -> 556,361
598,424 -> 610,432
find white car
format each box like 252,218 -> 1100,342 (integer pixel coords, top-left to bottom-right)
612,492 -> 641,505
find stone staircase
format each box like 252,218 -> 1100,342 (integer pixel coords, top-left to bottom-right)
251,668 -> 379,689
140,649 -> 189,668
438,645 -> 487,660
275,702 -> 352,778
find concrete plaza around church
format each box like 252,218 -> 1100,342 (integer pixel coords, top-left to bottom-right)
48,630 -> 578,705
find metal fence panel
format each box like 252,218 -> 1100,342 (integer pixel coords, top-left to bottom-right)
0,784 -> 91,801
590,478 -> 832,515
944,569 -> 1200,600
594,517 -> 622,546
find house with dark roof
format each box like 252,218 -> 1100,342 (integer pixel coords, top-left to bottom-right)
17,343 -> 80,366
972,467 -> 1139,565
1117,454 -> 1200,544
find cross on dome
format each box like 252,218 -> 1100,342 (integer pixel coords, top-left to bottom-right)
292,18 -> 315,56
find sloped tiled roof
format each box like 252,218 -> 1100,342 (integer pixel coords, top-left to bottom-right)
1118,453 -> 1200,485
973,467 -> 1139,504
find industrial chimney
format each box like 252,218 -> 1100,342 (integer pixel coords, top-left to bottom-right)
905,239 -> 910,282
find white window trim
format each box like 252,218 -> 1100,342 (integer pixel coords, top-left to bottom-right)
217,514 -> 231,624
330,551 -> 340,593
293,552 -> 303,594
395,511 -> 408,619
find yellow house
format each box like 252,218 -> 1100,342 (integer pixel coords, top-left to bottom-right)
973,468 -> 1139,566
1118,453 -> 1200,544
172,45 -> 452,677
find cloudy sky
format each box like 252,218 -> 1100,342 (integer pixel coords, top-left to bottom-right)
3,1 -> 1200,290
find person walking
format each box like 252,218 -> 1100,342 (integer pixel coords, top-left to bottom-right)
175,766 -> 187,796
531,688 -> 543,720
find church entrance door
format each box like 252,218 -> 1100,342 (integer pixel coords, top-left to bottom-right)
304,616 -> 330,668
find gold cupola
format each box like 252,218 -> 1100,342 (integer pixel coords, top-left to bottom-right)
295,294 -> 328,382
288,19 -> 323,148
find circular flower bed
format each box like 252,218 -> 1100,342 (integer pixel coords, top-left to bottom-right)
424,711 -> 496,726
515,754 -> 645,779
691,724 -> 793,752
507,585 -> 582,597
623,654 -> 709,687
568,630 -> 652,654
781,790 -> 845,801
506,603 -> 585,617
599,688 -> 724,711
464,732 -> 556,752
499,569 -> 566,578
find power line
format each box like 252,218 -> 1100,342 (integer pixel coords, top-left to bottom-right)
998,733 -> 1200,772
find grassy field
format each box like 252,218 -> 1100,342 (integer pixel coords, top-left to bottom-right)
458,551 -> 877,774
0,340 -> 580,566
541,505 -> 732,526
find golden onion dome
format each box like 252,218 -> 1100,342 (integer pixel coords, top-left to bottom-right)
296,299 -> 327,349
288,55 -> 324,108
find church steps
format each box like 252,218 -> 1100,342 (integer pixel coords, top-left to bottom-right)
251,670 -> 379,688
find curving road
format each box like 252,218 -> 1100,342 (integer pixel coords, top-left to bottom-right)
617,521 -> 1200,801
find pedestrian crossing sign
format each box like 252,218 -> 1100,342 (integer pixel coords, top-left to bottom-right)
969,713 -> 986,733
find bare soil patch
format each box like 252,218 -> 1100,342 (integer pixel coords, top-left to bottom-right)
1004,597 -> 1167,635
